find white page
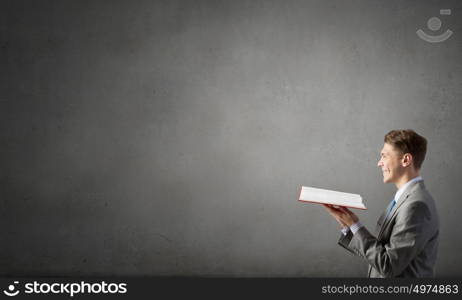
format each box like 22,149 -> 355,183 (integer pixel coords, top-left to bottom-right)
299,186 -> 366,210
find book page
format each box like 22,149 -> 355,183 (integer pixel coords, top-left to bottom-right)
299,186 -> 366,210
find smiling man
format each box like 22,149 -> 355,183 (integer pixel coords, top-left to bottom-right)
323,129 -> 439,277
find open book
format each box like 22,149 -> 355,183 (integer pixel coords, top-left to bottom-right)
298,186 -> 367,210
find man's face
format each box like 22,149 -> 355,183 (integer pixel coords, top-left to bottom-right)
377,143 -> 405,184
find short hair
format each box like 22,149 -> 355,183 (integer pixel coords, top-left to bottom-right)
384,129 -> 427,170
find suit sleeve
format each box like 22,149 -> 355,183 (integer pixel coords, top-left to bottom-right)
344,201 -> 432,277
337,230 -> 357,255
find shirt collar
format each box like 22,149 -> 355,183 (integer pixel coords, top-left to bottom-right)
394,176 -> 423,203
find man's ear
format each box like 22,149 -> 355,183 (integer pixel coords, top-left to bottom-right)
401,153 -> 413,167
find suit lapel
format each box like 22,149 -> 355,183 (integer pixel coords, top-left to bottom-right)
375,212 -> 386,235
377,180 -> 423,239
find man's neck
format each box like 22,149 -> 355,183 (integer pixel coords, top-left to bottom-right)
395,171 -> 420,189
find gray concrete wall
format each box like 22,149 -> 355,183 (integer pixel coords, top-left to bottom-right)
1,0 -> 461,276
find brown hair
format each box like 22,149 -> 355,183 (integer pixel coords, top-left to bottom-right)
384,129 -> 427,170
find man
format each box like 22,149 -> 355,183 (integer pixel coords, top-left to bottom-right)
324,129 -> 439,277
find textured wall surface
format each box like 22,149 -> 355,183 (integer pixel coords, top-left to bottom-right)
1,0 -> 462,277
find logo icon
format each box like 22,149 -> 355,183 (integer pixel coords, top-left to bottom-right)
417,9 -> 453,43
3,281 -> 20,297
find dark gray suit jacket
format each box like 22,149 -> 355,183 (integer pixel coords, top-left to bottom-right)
338,180 -> 439,277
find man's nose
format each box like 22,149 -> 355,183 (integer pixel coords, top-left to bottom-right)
377,160 -> 382,167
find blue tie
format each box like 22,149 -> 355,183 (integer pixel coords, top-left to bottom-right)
385,199 -> 396,220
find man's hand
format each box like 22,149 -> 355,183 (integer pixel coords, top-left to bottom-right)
322,204 -> 359,227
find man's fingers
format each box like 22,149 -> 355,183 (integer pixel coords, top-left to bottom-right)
321,205 -> 359,227
323,204 -> 334,210
322,204 -> 333,211
322,205 -> 339,217
322,205 -> 335,215
339,206 -> 352,214
322,205 -> 344,225
323,204 -> 340,214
